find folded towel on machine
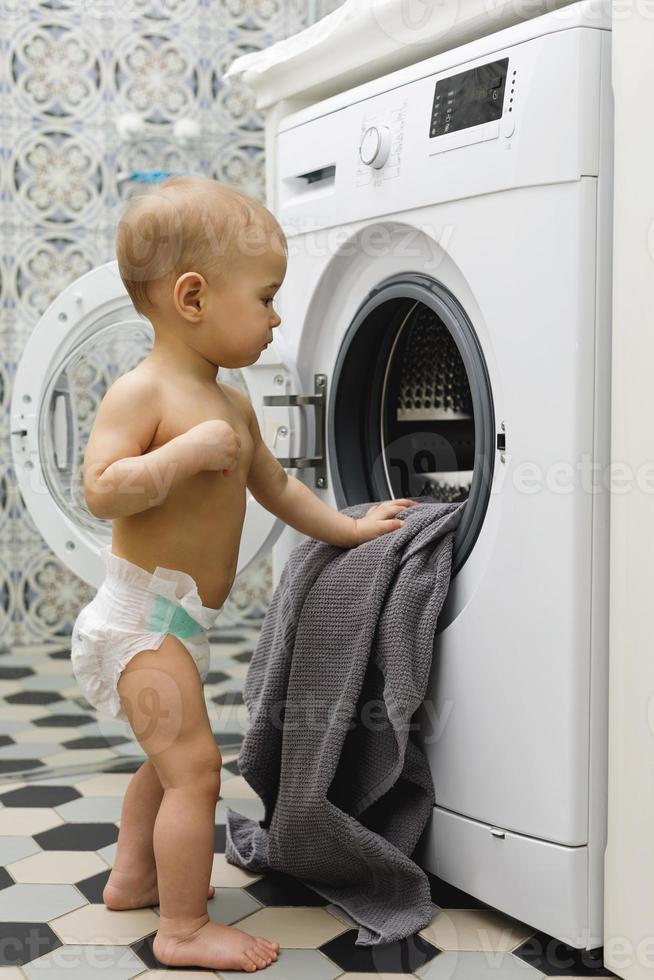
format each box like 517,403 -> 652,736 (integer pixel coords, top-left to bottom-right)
225,499 -> 465,946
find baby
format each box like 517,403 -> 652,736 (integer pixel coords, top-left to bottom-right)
71,175 -> 415,972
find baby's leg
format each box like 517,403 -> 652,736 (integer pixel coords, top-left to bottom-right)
116,635 -> 280,972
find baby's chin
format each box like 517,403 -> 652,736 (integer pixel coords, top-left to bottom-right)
216,350 -> 263,370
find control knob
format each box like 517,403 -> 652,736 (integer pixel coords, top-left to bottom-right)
359,125 -> 391,169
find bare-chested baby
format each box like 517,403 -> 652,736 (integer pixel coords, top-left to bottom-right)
71,175 -> 416,972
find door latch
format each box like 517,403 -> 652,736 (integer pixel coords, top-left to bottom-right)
263,374 -> 327,489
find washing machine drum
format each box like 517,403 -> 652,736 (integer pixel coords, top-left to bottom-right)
329,274 -> 495,574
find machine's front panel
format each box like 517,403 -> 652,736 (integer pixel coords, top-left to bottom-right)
291,177 -> 600,850
276,27 -> 602,233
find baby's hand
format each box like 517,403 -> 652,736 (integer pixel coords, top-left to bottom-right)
351,498 -> 417,546
182,419 -> 241,476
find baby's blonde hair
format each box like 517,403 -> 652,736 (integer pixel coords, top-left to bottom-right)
115,175 -> 287,316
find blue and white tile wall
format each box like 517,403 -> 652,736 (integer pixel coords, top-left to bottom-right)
0,0 -> 344,650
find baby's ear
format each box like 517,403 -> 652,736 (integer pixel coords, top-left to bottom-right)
175,272 -> 206,318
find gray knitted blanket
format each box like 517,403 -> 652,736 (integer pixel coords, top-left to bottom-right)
224,499 -> 464,945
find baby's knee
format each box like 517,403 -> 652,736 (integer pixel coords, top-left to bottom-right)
153,743 -> 222,793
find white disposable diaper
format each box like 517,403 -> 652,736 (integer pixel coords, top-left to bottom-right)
70,546 -> 222,722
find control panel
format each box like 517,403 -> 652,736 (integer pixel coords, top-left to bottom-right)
276,24 -> 603,229
430,58 -> 509,138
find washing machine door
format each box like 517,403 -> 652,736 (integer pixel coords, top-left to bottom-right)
328,272 -> 496,579
10,261 -> 302,590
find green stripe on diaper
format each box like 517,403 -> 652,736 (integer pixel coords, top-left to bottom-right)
147,595 -> 203,640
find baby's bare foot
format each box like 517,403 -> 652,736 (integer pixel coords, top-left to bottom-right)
153,916 -> 280,972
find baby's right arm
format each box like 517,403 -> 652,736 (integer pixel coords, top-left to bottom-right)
83,372 -> 240,520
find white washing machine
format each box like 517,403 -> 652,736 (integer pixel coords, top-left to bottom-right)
11,0 -> 612,951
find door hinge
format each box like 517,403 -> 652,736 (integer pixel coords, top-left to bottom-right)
263,374 -> 327,489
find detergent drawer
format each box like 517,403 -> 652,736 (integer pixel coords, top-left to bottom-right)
416,806 -> 591,948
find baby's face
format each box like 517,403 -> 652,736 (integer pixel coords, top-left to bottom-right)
197,243 -> 287,369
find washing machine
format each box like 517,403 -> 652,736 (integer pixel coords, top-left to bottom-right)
11,0 -> 613,951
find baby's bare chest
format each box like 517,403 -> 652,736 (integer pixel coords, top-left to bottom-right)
146,387 -> 254,477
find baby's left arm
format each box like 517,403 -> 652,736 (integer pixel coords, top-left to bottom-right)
238,390 -> 415,547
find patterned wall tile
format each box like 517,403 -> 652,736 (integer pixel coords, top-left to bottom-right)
8,19 -> 105,122
0,0 -> 339,649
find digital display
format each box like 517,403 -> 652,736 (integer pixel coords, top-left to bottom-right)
430,58 -> 509,138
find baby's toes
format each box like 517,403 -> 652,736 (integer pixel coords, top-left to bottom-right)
256,941 -> 275,963
241,953 -> 258,972
247,945 -> 269,969
259,936 -> 279,952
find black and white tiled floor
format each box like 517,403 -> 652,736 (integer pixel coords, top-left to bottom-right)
0,626 -> 618,978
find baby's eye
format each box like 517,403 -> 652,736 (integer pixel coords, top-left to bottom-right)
261,297 -> 274,306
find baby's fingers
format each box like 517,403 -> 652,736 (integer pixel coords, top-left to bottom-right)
378,500 -> 411,518
378,518 -> 404,533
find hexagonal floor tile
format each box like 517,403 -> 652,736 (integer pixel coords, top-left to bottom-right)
41,750 -> 117,768
7,849 -> 109,883
74,774 -> 133,797
419,908 -> 536,952
416,950 -> 547,978
12,729 -> 86,744
50,904 -> 159,946
0,835 -> 42,864
320,928 -> 441,973
135,973 -> 217,980
208,887 -> 262,925
339,975 -> 418,979
217,797 -> 263,824
0,808 -> 63,836
0,882 -> 87,920
21,942 -> 146,978
0,706 -> 48,721
76,868 -> 112,904
236,907 -> 348,948
512,932 -> 612,976
0,785 -> 80,807
211,852 -> 262,888
5,693 -> 61,706
0,720 -> 30,736
0,743 -> 59,760
0,922 -> 62,967
218,776 -> 258,799
0,867 -> 14,889
32,712 -> 94,726
34,822 -> 118,851
245,869 -> 328,907
54,796 -> 123,823
0,760 -> 46,776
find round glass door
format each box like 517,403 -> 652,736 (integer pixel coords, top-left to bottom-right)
329,273 -> 495,574
11,261 -> 298,590
41,318 -> 253,542
42,315 -> 153,545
